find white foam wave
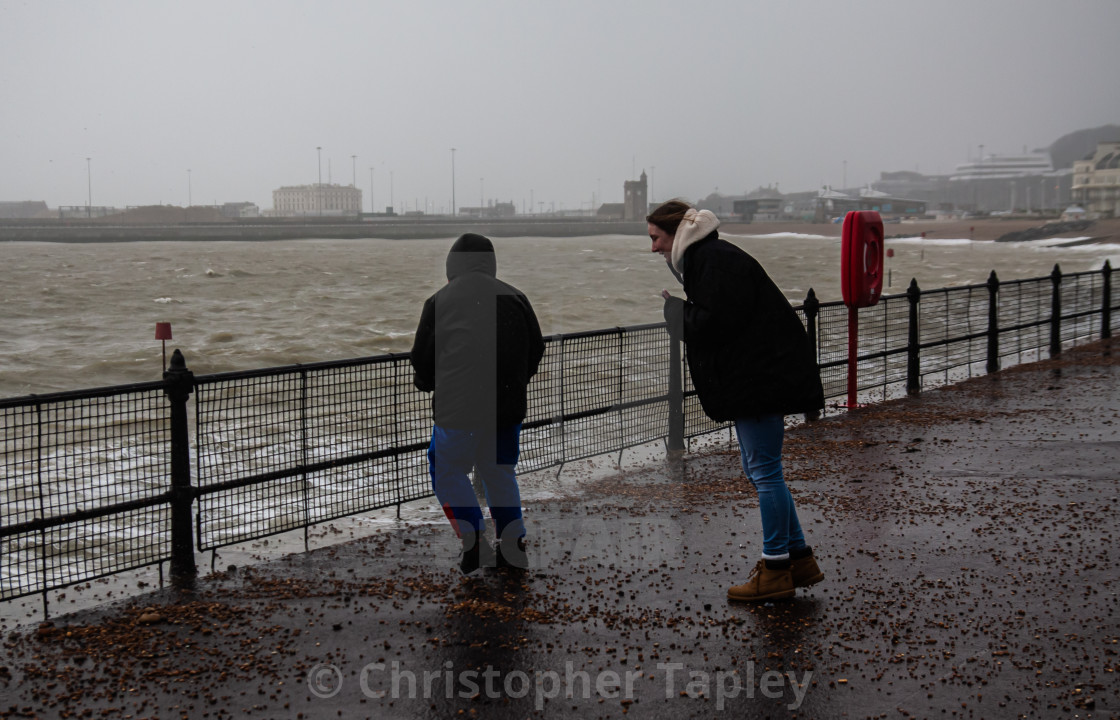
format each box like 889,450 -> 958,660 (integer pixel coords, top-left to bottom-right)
886,237 -> 980,246
1020,238 -> 1120,252
731,232 -> 837,241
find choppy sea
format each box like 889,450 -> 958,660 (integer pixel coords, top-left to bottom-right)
2,231 -> 1117,398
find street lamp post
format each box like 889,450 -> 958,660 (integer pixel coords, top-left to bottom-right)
369,166 -> 375,213
316,146 -> 323,217
480,177 -> 484,213
351,155 -> 358,216
187,169 -> 192,208
86,157 -> 92,218
450,148 -> 456,216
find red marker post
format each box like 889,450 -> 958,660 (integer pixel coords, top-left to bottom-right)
840,211 -> 884,409
155,322 -> 172,371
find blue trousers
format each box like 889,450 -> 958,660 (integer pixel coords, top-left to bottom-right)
427,424 -> 525,542
735,415 -> 808,559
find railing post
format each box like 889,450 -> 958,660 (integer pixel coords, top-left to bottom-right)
163,348 -> 197,587
906,279 -> 921,395
802,289 -> 821,421
667,330 -> 684,452
986,270 -> 1000,374
803,288 -> 820,358
1102,260 -> 1112,340
1050,264 -> 1062,358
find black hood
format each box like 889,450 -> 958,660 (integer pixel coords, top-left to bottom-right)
445,233 -> 497,280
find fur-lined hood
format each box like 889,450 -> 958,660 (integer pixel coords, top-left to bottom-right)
670,208 -> 720,273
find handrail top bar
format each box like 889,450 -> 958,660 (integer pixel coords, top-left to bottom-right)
193,350 -> 415,385
812,269 -> 1083,311
0,379 -> 167,409
546,321 -> 666,342
192,323 -> 671,386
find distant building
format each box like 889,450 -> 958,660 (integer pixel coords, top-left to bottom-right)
733,197 -> 783,223
812,188 -> 925,222
949,152 -> 1053,181
942,150 -> 1071,213
732,188 -> 819,222
1071,141 -> 1120,218
57,206 -> 121,219
873,171 -> 946,200
733,186 -> 785,222
273,184 -> 362,217
623,171 -> 647,221
458,201 -> 516,219
873,162 -> 1070,215
855,188 -> 926,218
597,203 -> 625,220
0,201 -> 50,219
220,202 -> 260,219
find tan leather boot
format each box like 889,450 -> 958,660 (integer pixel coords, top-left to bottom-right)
791,554 -> 824,588
727,560 -> 794,602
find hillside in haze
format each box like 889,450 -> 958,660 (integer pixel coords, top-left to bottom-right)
1050,124 -> 1120,168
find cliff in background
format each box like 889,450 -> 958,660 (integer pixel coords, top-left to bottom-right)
1050,124 -> 1120,169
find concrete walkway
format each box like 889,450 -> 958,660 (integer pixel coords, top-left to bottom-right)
2,339 -> 1117,719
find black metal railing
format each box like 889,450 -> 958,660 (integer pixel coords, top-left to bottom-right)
2,262 -> 1116,609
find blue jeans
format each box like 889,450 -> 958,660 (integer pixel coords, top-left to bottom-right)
735,415 -> 807,559
427,424 -> 525,542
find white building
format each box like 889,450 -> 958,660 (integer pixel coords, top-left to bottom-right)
949,152 -> 1052,181
1071,141 -> 1120,218
272,184 -> 362,217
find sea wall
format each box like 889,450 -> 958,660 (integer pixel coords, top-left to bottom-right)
0,218 -> 648,242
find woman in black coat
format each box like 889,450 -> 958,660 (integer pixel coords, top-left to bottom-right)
649,200 -> 825,602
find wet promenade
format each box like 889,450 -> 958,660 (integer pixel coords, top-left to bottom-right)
1,339 -> 1117,719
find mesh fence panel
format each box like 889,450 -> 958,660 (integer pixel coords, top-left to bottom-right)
521,340 -> 565,471
193,359 -> 432,549
619,325 -> 672,448
815,301 -> 851,401
194,370 -> 304,489
193,327 -> 673,550
998,277 -> 1050,362
917,285 -> 989,384
559,331 -> 624,461
853,295 -> 910,396
1,386 -> 171,599
1061,272 -> 1103,346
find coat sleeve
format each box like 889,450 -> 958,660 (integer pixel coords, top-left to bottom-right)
409,297 -> 436,392
522,295 -> 545,378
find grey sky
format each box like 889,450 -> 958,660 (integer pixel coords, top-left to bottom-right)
2,0 -> 1118,213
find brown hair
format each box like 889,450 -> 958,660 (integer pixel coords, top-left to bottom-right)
646,199 -> 692,236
